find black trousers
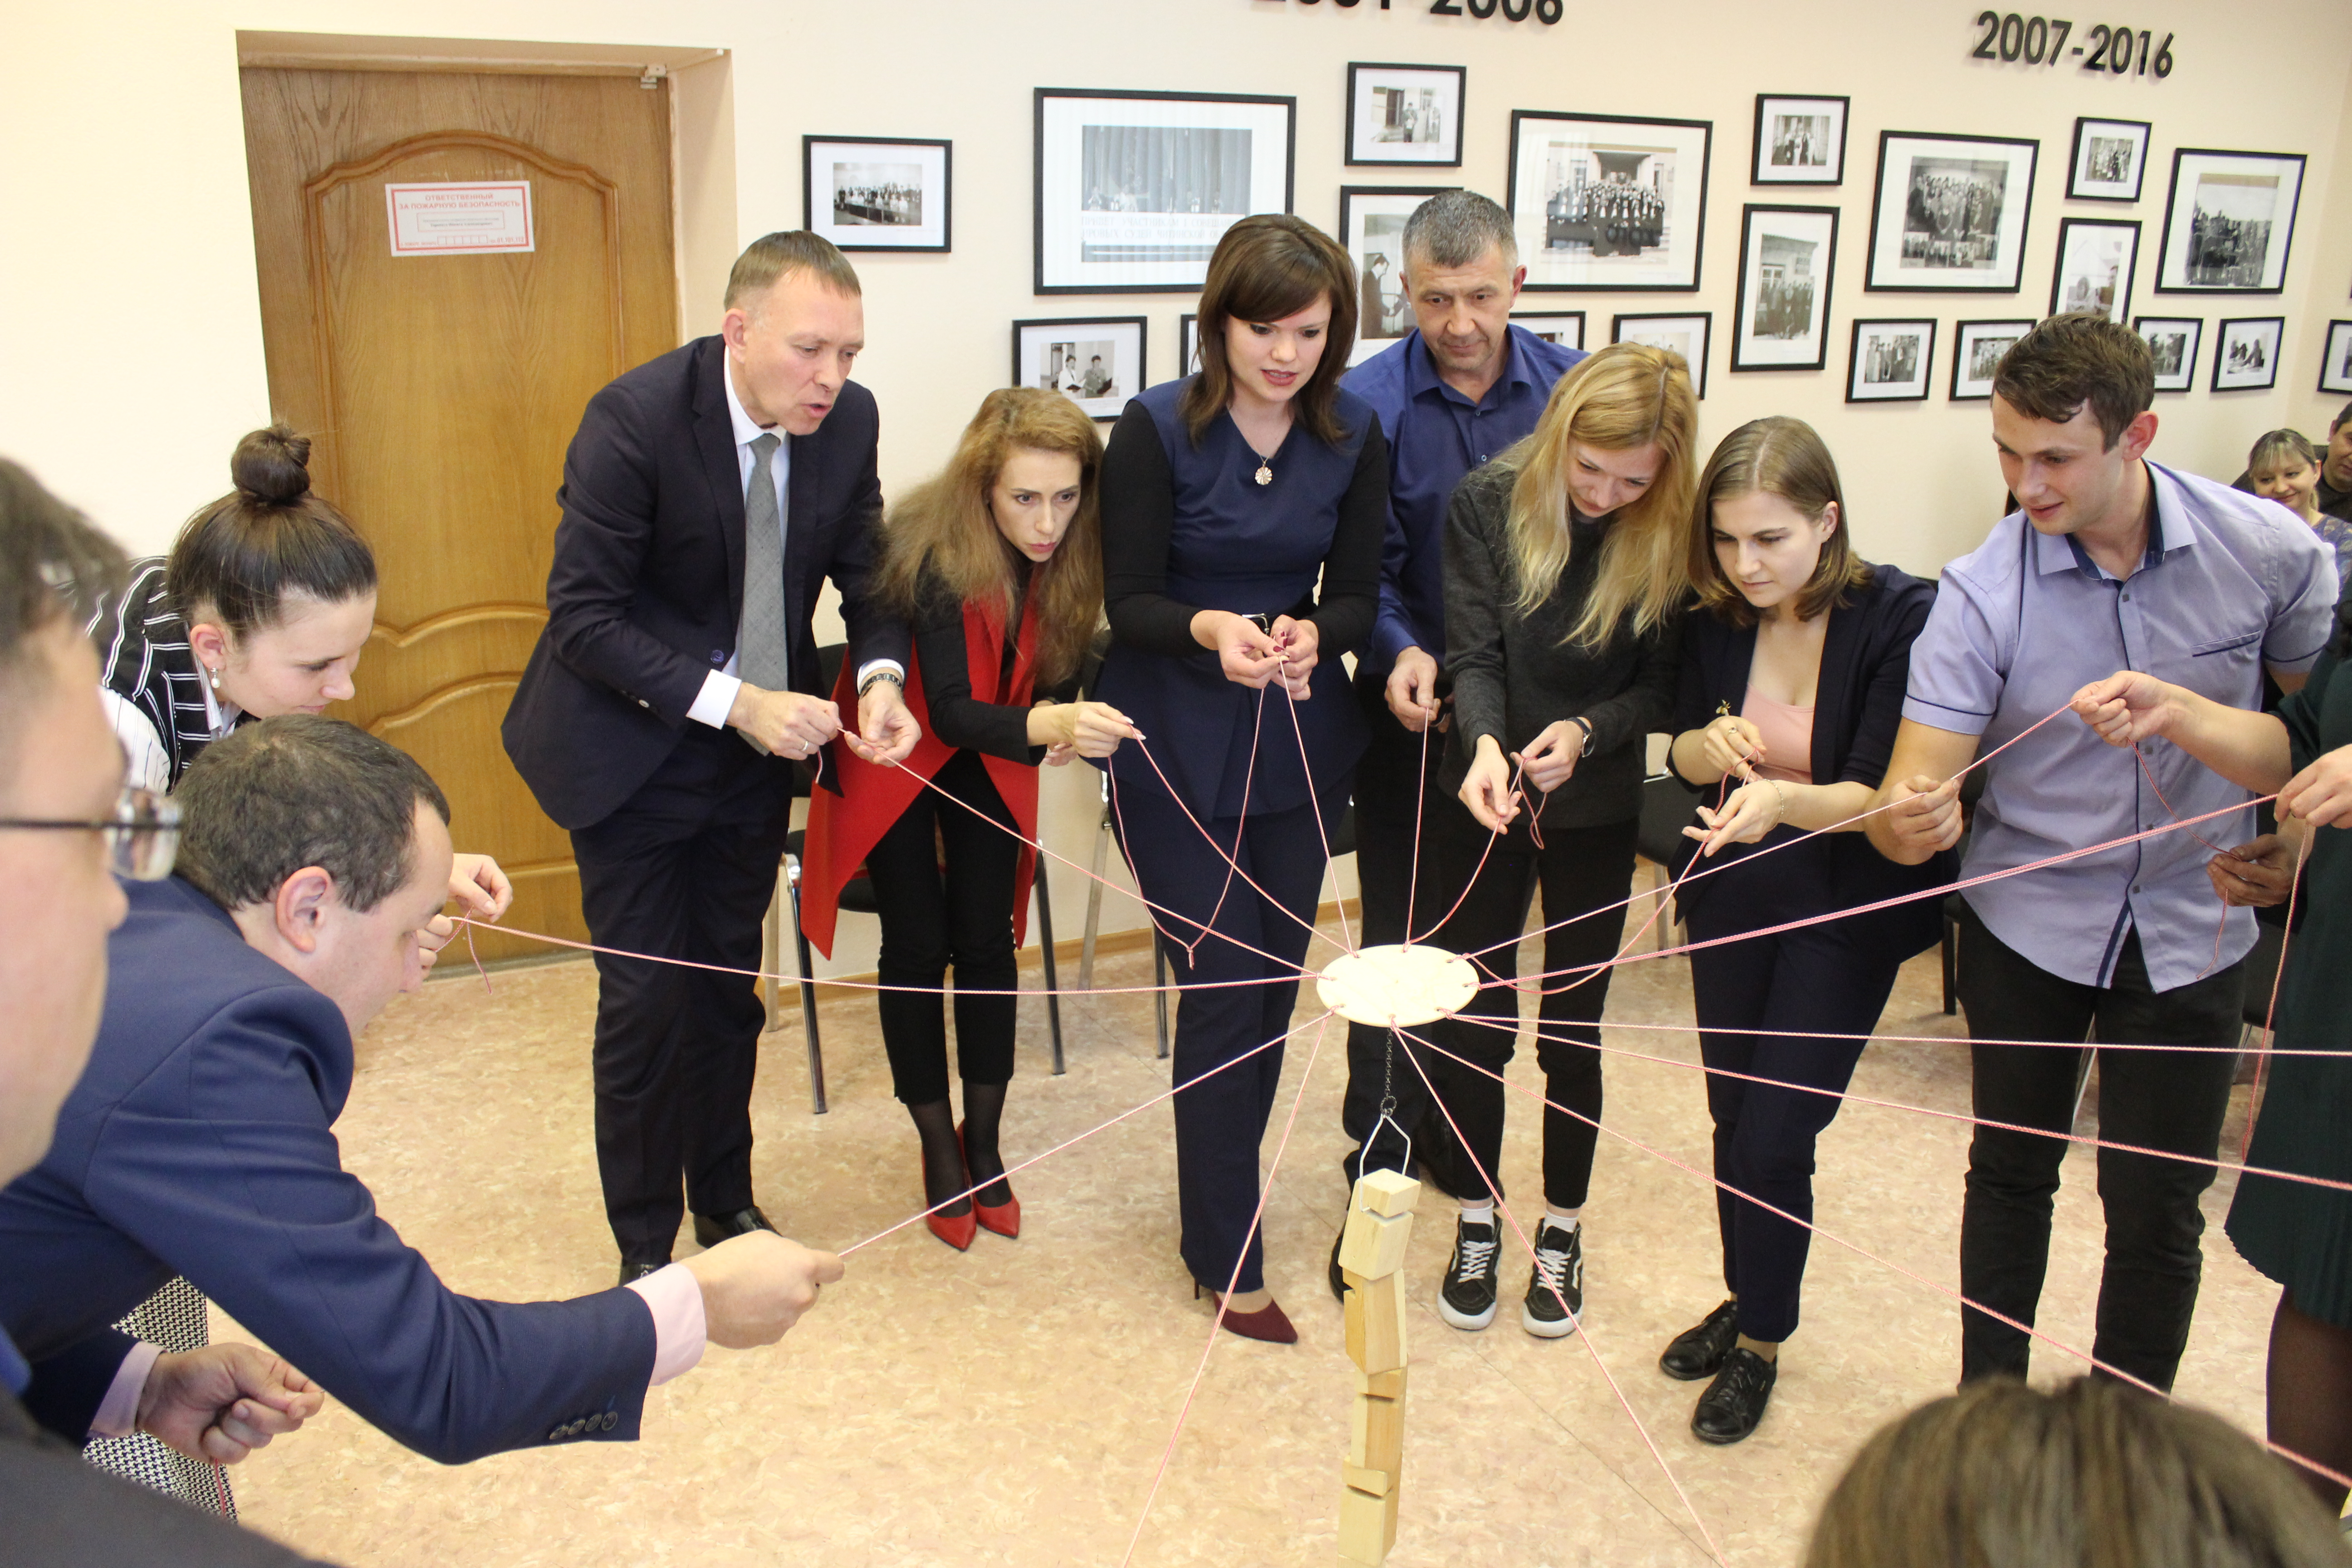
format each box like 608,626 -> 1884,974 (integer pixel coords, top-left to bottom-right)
1338,669 -> 1449,1183
864,750 -> 1021,1105
571,725 -> 794,1263
1688,883 -> 1904,1343
1114,770 -> 1346,1295
1421,810 -> 1638,1210
1955,902 -> 2244,1392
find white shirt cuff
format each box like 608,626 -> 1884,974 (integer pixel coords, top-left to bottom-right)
89,1340 -> 164,1440
853,659 -> 905,692
686,670 -> 743,729
624,1264 -> 708,1387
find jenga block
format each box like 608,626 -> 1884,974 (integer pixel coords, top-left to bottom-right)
1348,1391 -> 1405,1474
1382,1480 -> 1399,1553
1337,1485 -> 1389,1563
1342,1460 -> 1392,1497
1352,1364 -> 1406,1399
1342,1270 -> 1408,1373
1352,1168 -> 1421,1217
1337,1205 -> 1412,1279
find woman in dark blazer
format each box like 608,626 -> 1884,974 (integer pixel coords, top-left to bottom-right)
1657,416 -> 1951,1444
1095,215 -> 1385,1343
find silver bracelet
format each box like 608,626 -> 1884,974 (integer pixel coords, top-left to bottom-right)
856,669 -> 904,699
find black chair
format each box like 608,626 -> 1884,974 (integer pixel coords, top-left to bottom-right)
1937,768 -> 1990,1014
1633,770 -> 1702,952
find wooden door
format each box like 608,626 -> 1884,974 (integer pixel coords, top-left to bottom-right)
240,68 -> 679,959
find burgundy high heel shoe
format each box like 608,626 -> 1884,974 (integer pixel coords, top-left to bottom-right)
1195,1281 -> 1298,1344
958,1121 -> 1021,1239
924,1147 -> 977,1252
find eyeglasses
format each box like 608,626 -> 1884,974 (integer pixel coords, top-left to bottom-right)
0,786 -> 181,880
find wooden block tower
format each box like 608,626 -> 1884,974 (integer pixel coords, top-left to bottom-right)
1336,1166 -> 1419,1566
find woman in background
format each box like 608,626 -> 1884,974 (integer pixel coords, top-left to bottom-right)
2247,427 -> 2352,589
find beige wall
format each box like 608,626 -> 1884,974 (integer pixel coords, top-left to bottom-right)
4,0 -> 2349,975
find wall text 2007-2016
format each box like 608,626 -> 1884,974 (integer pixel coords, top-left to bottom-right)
1970,12 -> 2175,77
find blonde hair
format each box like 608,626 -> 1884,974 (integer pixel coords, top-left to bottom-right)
1501,342 -> 1699,646
872,388 -> 1104,690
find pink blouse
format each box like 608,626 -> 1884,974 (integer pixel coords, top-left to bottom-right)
1740,686 -> 1814,784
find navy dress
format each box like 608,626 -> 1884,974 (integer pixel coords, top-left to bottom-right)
1095,375 -> 1386,1294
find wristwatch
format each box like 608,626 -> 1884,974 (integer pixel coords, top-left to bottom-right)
1570,715 -> 1596,757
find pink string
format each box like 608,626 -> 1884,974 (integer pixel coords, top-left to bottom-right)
1402,708 -> 1436,950
1406,754 -> 1529,946
1571,1015 -> 2352,1060
1276,664 -> 1355,952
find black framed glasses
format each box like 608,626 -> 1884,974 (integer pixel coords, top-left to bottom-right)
0,786 -> 181,880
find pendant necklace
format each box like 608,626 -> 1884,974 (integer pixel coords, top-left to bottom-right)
1254,455 -> 1273,486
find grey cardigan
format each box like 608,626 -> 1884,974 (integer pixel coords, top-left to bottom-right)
1441,461 -> 1681,829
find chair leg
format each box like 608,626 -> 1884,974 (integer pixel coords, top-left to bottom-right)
1152,933 -> 1171,1060
1941,914 -> 1959,1015
1079,795 -> 1112,989
1650,863 -> 1669,953
1035,857 -> 1064,1075
786,857 -> 827,1115
763,871 -> 785,1034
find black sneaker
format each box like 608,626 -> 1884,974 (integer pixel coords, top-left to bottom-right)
1521,1220 -> 1583,1337
1436,1214 -> 1500,1330
1659,1298 -> 1740,1381
1691,1346 -> 1777,1444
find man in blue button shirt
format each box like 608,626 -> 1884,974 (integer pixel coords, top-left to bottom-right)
1868,314 -> 2336,1392
1332,191 -> 1583,1285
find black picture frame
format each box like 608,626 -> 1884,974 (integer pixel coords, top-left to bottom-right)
2152,147 -> 2308,296
803,136 -> 952,253
1865,130 -> 2039,294
1507,110 -> 1713,293
2321,320 -> 2352,396
1034,88 -> 1297,295
1751,94 -> 1849,186
1846,318 -> 1936,402
1340,185 -> 1461,351
1950,318 -> 2036,400
2211,316 -> 2284,392
1011,316 -> 1149,421
1612,311 -> 1711,397
2048,216 -> 2141,319
1509,311 -> 1587,351
1178,313 -> 1200,381
1344,62 -> 1465,168
2132,316 -> 2202,393
1730,203 -> 1838,372
2065,118 -> 2151,203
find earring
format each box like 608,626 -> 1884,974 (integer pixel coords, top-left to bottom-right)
203,664 -> 220,692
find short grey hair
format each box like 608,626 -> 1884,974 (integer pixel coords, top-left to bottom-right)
1400,190 -> 1518,277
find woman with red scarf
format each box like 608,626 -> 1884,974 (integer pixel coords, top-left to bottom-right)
804,389 -> 1137,1249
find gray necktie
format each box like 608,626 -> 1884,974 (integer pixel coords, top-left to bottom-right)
737,434 -> 789,740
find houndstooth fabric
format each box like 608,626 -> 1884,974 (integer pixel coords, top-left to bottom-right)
83,1277 -> 236,1518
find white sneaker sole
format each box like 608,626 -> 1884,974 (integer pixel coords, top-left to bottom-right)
1437,1294 -> 1499,1331
1522,1301 -> 1581,1337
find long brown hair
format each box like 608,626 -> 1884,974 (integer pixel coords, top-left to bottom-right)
1179,215 -> 1359,447
1499,342 -> 1698,647
873,388 -> 1104,690
1689,416 -> 1872,629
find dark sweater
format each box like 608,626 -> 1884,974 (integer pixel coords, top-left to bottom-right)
909,558 -> 1077,764
1441,460 -> 1681,828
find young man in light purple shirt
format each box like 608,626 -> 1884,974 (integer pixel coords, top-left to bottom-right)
1868,314 -> 2337,1393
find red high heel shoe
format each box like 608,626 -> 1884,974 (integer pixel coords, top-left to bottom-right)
1195,1281 -> 1298,1344
959,1121 -> 1021,1239
924,1146 -> 977,1252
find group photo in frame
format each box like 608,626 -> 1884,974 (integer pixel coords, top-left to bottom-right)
2048,217 -> 2139,320
1034,88 -> 1295,294
1866,130 -> 2038,294
1345,63 -> 1465,168
1510,311 -> 1587,351
1012,316 -> 1147,420
1950,318 -> 2035,400
2211,316 -> 2284,392
803,135 -> 951,252
1847,319 -> 1935,402
2153,148 -> 2306,295
1730,204 -> 1837,371
1752,94 -> 1848,186
1340,186 -> 1459,352
2322,320 -> 2352,396
1612,311 -> 1710,397
2133,316 -> 2204,393
2066,118 -> 2151,203
1508,111 -> 1712,292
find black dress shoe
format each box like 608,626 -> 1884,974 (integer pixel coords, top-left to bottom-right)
1659,1298 -> 1741,1381
1691,1347 -> 1777,1444
1328,1226 -> 1349,1303
692,1205 -> 777,1248
618,1259 -> 669,1286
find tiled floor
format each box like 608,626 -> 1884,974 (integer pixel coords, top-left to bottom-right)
220,899 -> 2283,1567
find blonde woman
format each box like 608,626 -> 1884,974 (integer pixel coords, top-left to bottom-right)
2247,427 -> 2352,588
803,388 -> 1133,1250
1421,343 -> 1697,1339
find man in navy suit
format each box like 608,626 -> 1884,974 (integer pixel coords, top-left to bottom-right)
0,715 -> 843,1468
504,231 -> 918,1279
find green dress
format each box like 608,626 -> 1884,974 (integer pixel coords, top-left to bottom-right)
2226,647 -> 2352,1329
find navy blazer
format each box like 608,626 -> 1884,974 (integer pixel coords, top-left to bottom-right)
503,335 -> 911,830
1667,564 -> 1955,960
0,877 -> 657,1465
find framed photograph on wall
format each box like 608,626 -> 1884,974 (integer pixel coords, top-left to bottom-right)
1950,318 -> 2035,400
2153,148 -> 2306,296
1507,111 -> 1712,292
1510,311 -> 1587,351
1752,95 -> 1848,186
1177,313 -> 1200,381
1341,186 -> 1460,347
1612,311 -> 1711,397
1865,131 -> 2038,293
1034,88 -> 1295,294
2066,118 -> 2151,203
1012,317 -> 1147,420
2211,316 -> 2283,392
1731,204 -> 1837,371
1346,64 -> 1465,167
2048,217 -> 2140,319
1847,319 -> 1935,402
804,136 -> 951,252
2133,316 -> 2203,393
2321,320 -> 2352,396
